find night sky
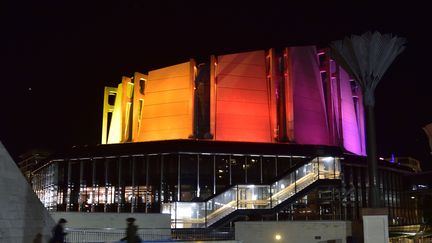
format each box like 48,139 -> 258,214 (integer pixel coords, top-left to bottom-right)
2,1 -> 431,170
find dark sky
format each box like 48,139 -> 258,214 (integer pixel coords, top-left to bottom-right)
2,1 -> 431,170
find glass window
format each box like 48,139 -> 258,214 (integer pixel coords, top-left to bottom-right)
180,154 -> 198,201
230,155 -> 245,185
120,157 -> 132,212
162,154 -> 178,203
56,161 -> 68,211
147,155 -> 161,212
215,155 -> 230,194
262,156 -> 276,184
92,159 -> 105,212
69,160 -> 80,211
199,154 -> 214,200
246,156 -> 261,184
105,157 -> 119,212
134,156 -> 147,212
277,156 -> 291,177
291,155 -> 311,167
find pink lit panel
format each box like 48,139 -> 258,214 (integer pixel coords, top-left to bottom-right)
289,46 -> 330,145
339,68 -> 363,155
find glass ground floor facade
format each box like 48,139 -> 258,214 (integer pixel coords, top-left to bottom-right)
31,141 -> 420,227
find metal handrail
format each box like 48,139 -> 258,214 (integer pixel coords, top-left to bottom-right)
162,157 -> 341,228
64,227 -> 234,242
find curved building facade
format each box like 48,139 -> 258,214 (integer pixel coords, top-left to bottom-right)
30,46 -> 421,229
101,46 -> 366,155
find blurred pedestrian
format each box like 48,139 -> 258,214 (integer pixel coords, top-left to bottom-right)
50,218 -> 67,243
33,233 -> 42,243
121,217 -> 141,243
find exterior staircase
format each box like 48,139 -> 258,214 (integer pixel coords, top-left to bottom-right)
162,156 -> 341,228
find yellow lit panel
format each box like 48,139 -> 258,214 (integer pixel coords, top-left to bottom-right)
107,83 -> 123,144
132,72 -> 147,142
137,60 -> 195,141
101,86 -> 117,144
121,76 -> 133,142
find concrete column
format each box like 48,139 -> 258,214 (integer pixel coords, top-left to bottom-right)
362,208 -> 389,243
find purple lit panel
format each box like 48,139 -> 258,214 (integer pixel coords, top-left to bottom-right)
357,86 -> 367,155
290,46 -> 330,145
330,60 -> 342,144
339,68 -> 364,155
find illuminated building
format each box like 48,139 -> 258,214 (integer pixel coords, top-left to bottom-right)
31,46 -> 421,229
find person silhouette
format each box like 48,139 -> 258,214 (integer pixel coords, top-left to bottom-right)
50,218 -> 67,243
33,233 -> 42,243
121,217 -> 141,243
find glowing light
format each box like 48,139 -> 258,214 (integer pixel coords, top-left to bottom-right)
321,157 -> 334,162
390,154 -> 395,163
411,196 -> 415,199
177,206 -> 193,218
275,234 -> 282,240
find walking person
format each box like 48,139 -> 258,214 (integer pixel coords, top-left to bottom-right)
32,233 -> 42,243
121,217 -> 141,243
50,218 -> 67,243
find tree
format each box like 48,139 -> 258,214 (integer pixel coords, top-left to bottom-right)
330,31 -> 406,207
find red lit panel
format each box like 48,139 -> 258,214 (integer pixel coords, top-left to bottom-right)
215,50 -> 271,142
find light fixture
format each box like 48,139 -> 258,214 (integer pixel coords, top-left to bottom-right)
321,157 -> 333,162
275,234 -> 282,240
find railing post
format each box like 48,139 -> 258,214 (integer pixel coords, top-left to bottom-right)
174,202 -> 177,229
205,201 -> 208,228
334,157 -> 337,179
236,185 -> 239,209
270,185 -> 273,208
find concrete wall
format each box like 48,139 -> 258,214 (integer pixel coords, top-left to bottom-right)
0,142 -> 55,243
168,241 -> 238,243
363,215 -> 389,243
51,212 -> 170,229
235,221 -> 352,243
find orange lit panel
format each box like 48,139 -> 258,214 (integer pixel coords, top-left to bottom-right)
137,61 -> 195,141
215,50 -> 271,142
